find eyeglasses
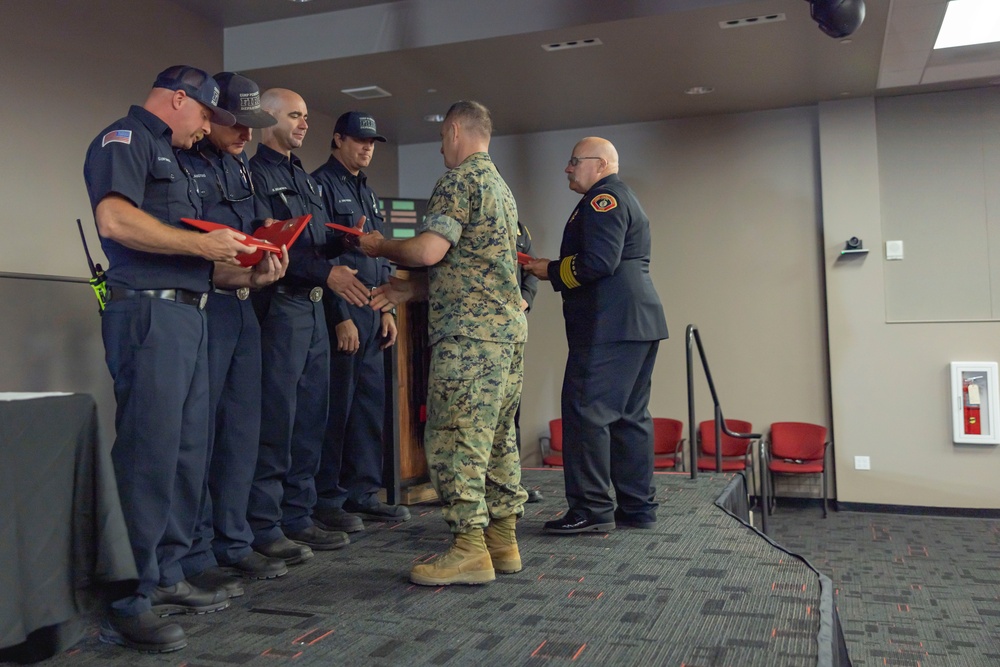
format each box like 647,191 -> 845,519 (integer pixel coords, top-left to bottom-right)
567,156 -> 602,167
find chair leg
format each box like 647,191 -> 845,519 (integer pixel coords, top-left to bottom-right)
768,470 -> 776,513
821,470 -> 827,518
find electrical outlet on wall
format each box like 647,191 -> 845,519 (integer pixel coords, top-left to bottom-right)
854,455 -> 871,470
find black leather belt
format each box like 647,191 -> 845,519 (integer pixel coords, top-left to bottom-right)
213,287 -> 250,301
275,285 -> 323,303
108,287 -> 208,310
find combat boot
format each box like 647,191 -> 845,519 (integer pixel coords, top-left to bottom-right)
484,514 -> 522,574
410,528 -> 495,586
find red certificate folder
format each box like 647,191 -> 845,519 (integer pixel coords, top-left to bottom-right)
325,222 -> 365,237
182,215 -> 311,267
516,252 -> 533,265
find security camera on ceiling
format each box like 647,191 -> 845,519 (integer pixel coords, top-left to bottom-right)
806,0 -> 866,38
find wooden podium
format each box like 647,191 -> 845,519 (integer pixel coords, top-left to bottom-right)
378,196 -> 436,505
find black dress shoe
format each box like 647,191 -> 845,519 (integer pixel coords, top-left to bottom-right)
99,610 -> 187,653
187,567 -> 245,598
255,536 -> 314,565
221,551 -> 289,579
313,506 -> 365,533
149,580 -> 229,617
343,500 -> 411,522
614,510 -> 657,529
285,524 -> 350,550
526,489 -> 544,503
543,511 -> 615,535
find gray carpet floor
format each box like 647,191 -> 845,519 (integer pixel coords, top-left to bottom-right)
8,469 -> 843,666
766,500 -> 1000,666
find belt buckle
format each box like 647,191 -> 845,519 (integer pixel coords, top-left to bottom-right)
309,286 -> 323,303
236,287 -> 250,301
198,292 -> 208,309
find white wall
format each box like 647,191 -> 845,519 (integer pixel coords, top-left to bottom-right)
821,99 -> 1000,509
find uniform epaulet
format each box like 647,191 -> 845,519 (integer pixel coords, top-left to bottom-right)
559,254 -> 581,289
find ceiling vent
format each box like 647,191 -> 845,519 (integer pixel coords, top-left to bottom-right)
341,85 -> 392,100
719,13 -> 786,29
542,38 -> 603,52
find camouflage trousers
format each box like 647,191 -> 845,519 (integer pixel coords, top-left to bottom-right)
425,335 -> 527,532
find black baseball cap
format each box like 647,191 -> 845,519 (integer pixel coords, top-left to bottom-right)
212,72 -> 277,129
152,65 -> 236,127
334,111 -> 386,142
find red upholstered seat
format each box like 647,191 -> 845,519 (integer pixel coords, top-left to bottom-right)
541,418 -> 563,467
653,418 -> 685,470
765,421 -> 829,518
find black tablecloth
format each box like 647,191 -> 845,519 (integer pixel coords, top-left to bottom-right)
0,393 -> 136,662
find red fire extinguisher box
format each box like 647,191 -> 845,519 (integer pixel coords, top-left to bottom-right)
950,362 -> 1000,445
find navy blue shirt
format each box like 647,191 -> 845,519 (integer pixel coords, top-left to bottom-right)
547,173 -> 668,347
83,105 -> 211,292
176,138 -> 259,235
311,156 -> 390,321
250,143 -> 345,289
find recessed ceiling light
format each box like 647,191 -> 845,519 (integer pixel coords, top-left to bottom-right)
684,86 -> 714,95
542,38 -> 602,52
424,114 -> 445,122
341,85 -> 392,100
935,0 -> 1000,49
288,0 -> 313,3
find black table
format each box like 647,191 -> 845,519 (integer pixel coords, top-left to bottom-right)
0,393 -> 136,663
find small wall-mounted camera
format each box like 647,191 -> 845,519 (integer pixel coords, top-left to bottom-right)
845,237 -> 863,250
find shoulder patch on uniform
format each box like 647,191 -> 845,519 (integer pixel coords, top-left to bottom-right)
590,193 -> 618,212
102,130 -> 132,147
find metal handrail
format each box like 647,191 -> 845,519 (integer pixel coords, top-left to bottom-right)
686,324 -> 768,534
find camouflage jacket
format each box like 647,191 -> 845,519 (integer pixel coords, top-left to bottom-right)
419,152 -> 527,345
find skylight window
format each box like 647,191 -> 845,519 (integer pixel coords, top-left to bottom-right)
935,0 -> 1000,49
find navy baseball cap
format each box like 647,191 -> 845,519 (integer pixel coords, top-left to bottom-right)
212,72 -> 277,129
152,65 -> 236,127
334,111 -> 386,142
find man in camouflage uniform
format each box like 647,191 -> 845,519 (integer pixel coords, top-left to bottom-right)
359,100 -> 528,586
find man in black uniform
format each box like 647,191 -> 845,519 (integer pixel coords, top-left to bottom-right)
247,88 -> 371,562
311,112 -> 409,532
525,136 -> 668,534
175,73 -> 290,596
84,65 -> 251,653
514,221 -> 543,503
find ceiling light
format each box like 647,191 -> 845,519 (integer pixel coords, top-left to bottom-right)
288,0 -> 313,3
341,85 -> 392,100
719,14 -> 785,29
935,0 -> 1000,49
424,114 -> 445,122
542,38 -> 602,52
684,86 -> 714,95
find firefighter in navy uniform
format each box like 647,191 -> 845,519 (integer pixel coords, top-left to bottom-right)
174,73 -> 290,595
514,221 -> 543,503
311,112 -> 409,532
525,136 -> 668,534
83,65 -> 249,653
247,88 -> 371,562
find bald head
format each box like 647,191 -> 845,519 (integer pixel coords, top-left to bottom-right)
566,136 -> 620,194
260,88 -> 309,155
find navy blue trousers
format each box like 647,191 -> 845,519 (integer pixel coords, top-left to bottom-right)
561,340 -> 660,523
102,297 -> 210,615
316,301 -> 386,509
182,292 -> 261,575
247,293 -> 329,544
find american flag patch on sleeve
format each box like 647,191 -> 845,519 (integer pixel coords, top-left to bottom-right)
102,130 -> 132,147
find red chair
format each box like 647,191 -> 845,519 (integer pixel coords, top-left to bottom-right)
695,419 -> 755,473
540,418 -> 563,467
765,421 -> 829,518
653,418 -> 685,470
